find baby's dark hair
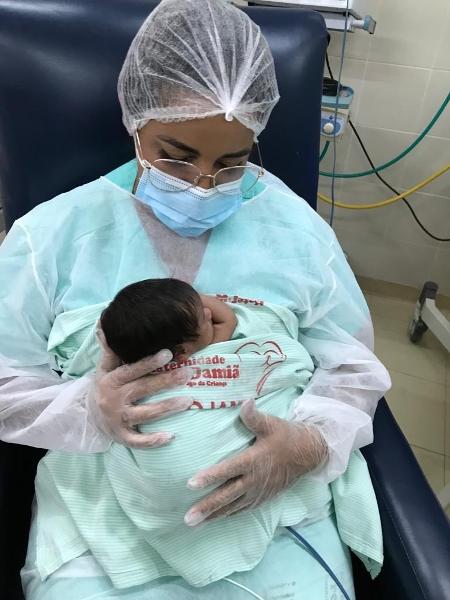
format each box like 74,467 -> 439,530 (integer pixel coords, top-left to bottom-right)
100,278 -> 202,364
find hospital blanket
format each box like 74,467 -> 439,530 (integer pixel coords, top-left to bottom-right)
36,300 -> 383,588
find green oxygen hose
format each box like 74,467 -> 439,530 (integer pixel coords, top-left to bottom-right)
320,92 -> 449,178
319,141 -> 330,162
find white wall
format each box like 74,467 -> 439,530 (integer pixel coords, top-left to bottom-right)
318,0 -> 450,294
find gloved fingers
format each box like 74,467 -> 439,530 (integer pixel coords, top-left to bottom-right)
110,349 -> 174,386
123,396 -> 194,427
118,428 -> 175,449
96,327 -> 122,374
121,367 -> 193,403
204,496 -> 254,522
187,444 -> 258,490
184,476 -> 249,526
239,398 -> 274,435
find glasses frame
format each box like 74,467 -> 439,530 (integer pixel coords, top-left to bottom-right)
134,131 -> 265,195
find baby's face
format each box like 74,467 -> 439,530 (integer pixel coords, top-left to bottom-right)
180,304 -> 214,357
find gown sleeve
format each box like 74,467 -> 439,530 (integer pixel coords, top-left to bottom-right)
0,220 -> 110,452
292,223 -> 391,484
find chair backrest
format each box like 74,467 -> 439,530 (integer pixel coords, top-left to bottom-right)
0,0 -> 327,230
0,2 -> 327,598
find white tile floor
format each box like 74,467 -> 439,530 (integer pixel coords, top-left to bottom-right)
0,228 -> 449,514
364,290 -> 450,517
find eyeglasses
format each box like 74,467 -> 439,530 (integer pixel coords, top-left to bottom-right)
134,133 -> 265,195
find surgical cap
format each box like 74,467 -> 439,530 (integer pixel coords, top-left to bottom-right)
117,0 -> 280,139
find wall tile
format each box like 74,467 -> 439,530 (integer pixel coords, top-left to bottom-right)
328,56 -> 367,122
433,3 -> 450,70
430,248 -> 450,296
447,357 -> 450,388
397,136 -> 450,197
384,192 -> 450,249
320,1 -> 450,293
327,0 -> 380,61
342,126 -> 414,188
338,236 -> 385,279
317,178 -> 344,223
319,130 -> 352,174
446,387 -> 450,458
357,62 -> 430,132
318,178 -> 391,242
411,446 -> 445,494
416,70 -> 450,140
317,202 -> 330,223
371,239 -> 438,288
336,178 -> 386,205
341,236 -> 438,290
317,177 -> 344,198
328,29 -> 370,63
368,0 -> 449,69
330,180 -> 391,245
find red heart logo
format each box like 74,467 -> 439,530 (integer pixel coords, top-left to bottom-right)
235,340 -> 286,395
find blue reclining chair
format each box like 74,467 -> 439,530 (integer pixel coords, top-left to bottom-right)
0,2 -> 449,598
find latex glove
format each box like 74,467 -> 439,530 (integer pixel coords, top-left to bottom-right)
184,399 -> 328,526
94,328 -> 193,448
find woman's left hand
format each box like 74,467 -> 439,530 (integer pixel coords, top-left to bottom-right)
184,400 -> 328,526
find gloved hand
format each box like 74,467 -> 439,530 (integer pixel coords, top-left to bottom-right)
94,328 -> 193,448
184,399 -> 328,526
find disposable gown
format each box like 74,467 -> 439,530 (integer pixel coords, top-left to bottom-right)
0,160 -> 390,483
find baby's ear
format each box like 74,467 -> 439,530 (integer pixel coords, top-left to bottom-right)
173,344 -> 186,361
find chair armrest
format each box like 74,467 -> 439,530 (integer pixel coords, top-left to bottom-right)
361,399 -> 450,600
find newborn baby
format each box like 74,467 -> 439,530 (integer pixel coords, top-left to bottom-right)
40,279 -> 323,587
38,279 -> 381,590
100,278 -> 238,365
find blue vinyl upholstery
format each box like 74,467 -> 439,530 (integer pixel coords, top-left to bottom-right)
0,0 -> 325,229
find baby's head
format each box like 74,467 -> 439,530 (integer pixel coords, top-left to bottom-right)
100,278 -> 214,364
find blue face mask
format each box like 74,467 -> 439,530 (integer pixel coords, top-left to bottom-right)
135,165 -> 244,237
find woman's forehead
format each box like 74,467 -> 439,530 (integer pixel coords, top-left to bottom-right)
140,115 -> 254,156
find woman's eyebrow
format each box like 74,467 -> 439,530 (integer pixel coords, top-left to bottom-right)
221,147 -> 253,159
156,135 -> 252,159
157,136 -> 198,154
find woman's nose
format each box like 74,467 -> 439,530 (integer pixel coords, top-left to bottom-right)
192,159 -> 220,189
195,173 -> 215,190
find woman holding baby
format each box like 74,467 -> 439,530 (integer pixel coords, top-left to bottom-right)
0,1 -> 390,598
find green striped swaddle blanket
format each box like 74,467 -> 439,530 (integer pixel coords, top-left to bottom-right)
36,300 -> 383,588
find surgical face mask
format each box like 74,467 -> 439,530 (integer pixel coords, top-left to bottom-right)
135,165 -> 244,238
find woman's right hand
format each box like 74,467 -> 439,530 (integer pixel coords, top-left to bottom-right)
94,328 -> 193,448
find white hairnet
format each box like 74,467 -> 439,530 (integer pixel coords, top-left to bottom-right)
117,0 -> 280,138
